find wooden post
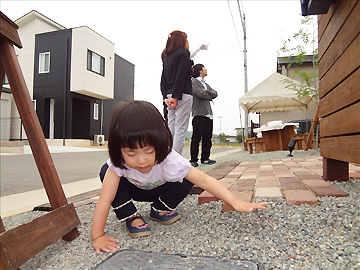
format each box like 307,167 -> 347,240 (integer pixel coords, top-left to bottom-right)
305,103 -> 319,151
323,157 -> 349,181
0,11 -> 80,270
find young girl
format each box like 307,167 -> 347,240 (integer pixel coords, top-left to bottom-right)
91,101 -> 268,254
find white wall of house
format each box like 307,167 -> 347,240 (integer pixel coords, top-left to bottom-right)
260,103 -> 317,126
0,93 -> 12,140
15,11 -> 65,98
11,11 -> 64,141
70,27 -> 114,99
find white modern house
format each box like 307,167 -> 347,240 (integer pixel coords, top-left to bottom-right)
1,10 -> 134,144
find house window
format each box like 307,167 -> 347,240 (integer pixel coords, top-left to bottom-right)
94,103 -> 99,120
39,52 -> 50,74
87,50 -> 105,76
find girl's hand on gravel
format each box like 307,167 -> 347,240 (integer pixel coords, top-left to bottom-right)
233,201 -> 268,213
92,235 -> 120,254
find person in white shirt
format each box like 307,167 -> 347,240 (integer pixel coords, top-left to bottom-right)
190,64 -> 218,167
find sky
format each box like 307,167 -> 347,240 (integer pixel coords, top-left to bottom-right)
1,0 -> 307,136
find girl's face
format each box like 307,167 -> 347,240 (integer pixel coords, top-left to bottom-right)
121,145 -> 156,173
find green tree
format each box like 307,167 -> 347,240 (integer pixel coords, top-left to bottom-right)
219,133 -> 226,143
236,134 -> 243,143
278,15 -> 319,101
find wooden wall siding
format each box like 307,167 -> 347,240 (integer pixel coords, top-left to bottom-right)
318,0 -> 358,60
319,68 -> 360,118
320,102 -> 360,136
321,136 -> 360,164
318,2 -> 360,79
318,0 -> 360,165
319,33 -> 360,98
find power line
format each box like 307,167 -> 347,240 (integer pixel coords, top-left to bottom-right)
227,0 -> 243,54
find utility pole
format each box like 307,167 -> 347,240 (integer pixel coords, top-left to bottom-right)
237,0 -> 249,142
243,14 -> 249,140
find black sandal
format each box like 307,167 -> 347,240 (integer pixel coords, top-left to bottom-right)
125,215 -> 152,238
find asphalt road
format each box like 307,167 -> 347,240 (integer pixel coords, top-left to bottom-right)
0,147 -> 240,197
0,151 -> 109,196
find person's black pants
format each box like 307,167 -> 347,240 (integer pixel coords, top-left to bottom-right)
100,163 -> 194,220
190,116 -> 213,163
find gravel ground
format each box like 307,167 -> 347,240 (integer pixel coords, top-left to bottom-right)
3,149 -> 360,270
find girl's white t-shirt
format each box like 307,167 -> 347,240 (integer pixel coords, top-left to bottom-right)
107,149 -> 191,190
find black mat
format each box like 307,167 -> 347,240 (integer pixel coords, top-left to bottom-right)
94,249 -> 264,270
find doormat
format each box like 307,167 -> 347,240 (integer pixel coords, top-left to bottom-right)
93,249 -> 264,270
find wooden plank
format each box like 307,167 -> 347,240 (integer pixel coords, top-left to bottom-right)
319,67 -> 360,118
0,12 -> 22,48
0,61 -> 4,96
320,135 -> 360,164
305,104 -> 320,151
34,189 -> 101,211
0,218 -> 5,234
318,0 -> 357,61
323,157 -> 349,181
0,31 -> 79,242
0,204 -> 80,270
320,102 -> 360,137
280,125 -> 296,150
319,2 -> 360,79
318,0 -> 342,41
319,34 -> 360,98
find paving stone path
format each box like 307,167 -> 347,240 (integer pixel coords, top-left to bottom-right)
199,157 -> 360,211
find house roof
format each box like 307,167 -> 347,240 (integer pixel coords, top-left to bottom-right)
300,0 -> 333,16
15,10 -> 65,30
238,72 -> 316,113
277,55 -> 317,66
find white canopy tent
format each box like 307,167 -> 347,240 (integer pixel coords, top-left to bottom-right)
238,72 -> 316,113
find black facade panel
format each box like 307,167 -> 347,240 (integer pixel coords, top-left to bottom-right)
102,54 -> 135,140
113,54 -> 134,100
70,92 -> 101,140
33,29 -> 72,139
33,30 -> 135,142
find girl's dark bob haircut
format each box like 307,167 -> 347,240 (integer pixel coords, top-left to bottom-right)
108,100 -> 173,169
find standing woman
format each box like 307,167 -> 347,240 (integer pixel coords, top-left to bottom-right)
161,30 -> 193,155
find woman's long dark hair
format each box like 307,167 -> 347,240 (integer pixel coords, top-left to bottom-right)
108,101 -> 173,169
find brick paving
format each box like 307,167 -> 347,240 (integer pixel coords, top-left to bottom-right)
198,157 -> 360,212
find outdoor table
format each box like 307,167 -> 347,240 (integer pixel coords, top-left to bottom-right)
254,122 -> 298,152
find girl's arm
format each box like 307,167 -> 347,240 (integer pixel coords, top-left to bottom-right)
185,167 -> 268,212
91,167 -> 121,254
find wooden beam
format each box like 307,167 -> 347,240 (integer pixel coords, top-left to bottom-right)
0,218 -> 5,234
318,0 -> 358,61
0,12 -> 22,49
0,37 -> 79,241
0,60 -> 4,96
0,204 -> 80,270
319,68 -> 360,118
319,2 -> 360,79
320,102 -> 360,137
319,34 -> 360,98
305,103 -> 319,151
323,157 -> 349,181
320,135 -> 360,164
